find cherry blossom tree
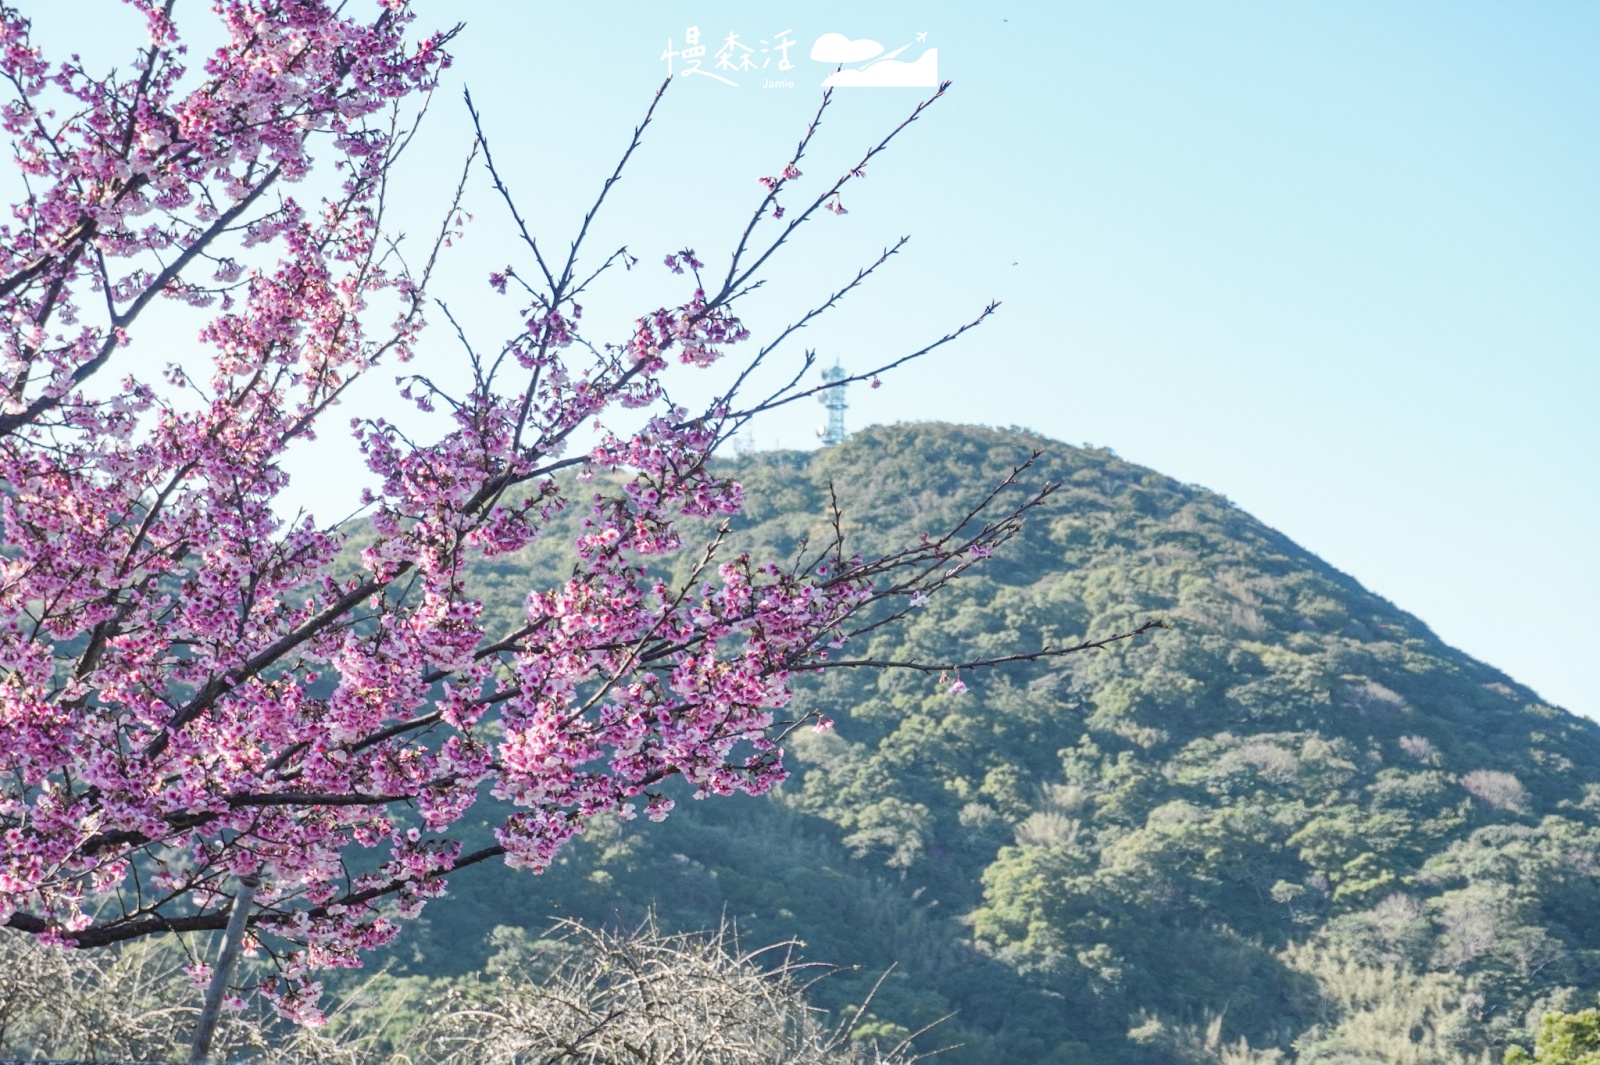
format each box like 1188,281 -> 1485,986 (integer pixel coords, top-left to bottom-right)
0,0 -> 1158,1022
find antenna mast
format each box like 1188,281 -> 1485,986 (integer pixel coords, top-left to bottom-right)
816,362 -> 848,446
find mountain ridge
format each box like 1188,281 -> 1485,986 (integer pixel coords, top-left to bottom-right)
373,422 -> 1599,1065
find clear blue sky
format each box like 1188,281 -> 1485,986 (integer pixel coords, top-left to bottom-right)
30,3 -> 1600,718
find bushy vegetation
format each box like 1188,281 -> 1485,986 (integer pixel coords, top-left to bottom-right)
33,422 -> 1591,1065
368,423 -> 1600,1065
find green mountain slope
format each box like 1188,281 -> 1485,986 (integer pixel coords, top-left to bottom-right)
382,423 -> 1600,1064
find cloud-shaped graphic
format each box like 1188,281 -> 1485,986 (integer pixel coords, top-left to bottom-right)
823,48 -> 938,88
810,32 -> 884,64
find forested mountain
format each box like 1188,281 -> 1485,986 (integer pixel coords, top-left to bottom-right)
368,423 -> 1600,1065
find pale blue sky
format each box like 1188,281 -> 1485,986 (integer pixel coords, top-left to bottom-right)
27,2 -> 1599,717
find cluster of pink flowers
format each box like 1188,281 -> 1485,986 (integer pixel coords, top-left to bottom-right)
0,0 -> 458,1022
0,1 -> 1026,1026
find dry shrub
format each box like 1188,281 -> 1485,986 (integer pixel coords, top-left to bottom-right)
420,918 -> 936,1065
0,928 -> 353,1063
1459,770 -> 1532,814
1,916 -> 933,1065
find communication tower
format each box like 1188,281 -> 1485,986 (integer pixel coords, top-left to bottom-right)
816,362 -> 848,446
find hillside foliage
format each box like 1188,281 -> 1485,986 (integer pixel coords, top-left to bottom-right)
169,424 -> 1600,1062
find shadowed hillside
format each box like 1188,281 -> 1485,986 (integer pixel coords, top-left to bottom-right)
375,423 -> 1600,1065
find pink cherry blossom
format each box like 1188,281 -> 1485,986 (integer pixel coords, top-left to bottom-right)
0,6 -> 1158,1023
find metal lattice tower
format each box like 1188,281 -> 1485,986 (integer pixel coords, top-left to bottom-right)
817,362 -> 848,446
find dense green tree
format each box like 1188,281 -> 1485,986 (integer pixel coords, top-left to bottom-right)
1508,1008 -> 1600,1065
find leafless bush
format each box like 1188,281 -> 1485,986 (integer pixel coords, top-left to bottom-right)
0,929 -> 352,1063
417,919 -> 940,1065
1459,769 -> 1532,813
1013,811 -> 1080,849
1217,741 -> 1300,785
1398,735 -> 1438,764
1,917 -> 935,1065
